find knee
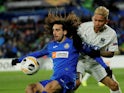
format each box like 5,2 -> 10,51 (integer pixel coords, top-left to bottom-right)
25,84 -> 37,93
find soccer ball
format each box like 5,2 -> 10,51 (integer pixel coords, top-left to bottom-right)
20,56 -> 40,75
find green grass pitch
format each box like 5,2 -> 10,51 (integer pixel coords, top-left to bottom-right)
0,68 -> 123,93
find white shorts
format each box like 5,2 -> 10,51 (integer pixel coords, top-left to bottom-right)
77,60 -> 107,82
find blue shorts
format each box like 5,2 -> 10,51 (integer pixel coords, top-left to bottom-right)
39,75 -> 76,93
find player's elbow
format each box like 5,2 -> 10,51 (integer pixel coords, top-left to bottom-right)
100,51 -> 114,58
106,54 -> 114,58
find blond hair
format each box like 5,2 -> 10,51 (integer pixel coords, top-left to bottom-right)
94,6 -> 109,19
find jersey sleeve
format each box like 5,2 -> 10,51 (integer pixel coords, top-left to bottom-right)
18,44 -> 49,62
106,32 -> 119,52
77,23 -> 85,39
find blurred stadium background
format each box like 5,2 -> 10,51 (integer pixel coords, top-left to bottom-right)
0,0 -> 124,93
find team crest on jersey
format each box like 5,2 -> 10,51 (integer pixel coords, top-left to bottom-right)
99,38 -> 105,44
64,43 -> 70,49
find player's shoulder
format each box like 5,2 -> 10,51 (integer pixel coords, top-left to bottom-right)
78,21 -> 93,31
65,37 -> 73,42
46,40 -> 55,47
80,21 -> 93,27
105,25 -> 117,35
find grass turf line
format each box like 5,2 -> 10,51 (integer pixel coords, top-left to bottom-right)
0,68 -> 123,93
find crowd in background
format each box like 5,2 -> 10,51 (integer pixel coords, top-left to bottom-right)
0,18 -> 52,58
0,0 -> 124,58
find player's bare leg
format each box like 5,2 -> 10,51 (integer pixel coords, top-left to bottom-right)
25,80 -> 62,93
81,73 -> 91,86
109,74 -> 122,93
101,76 -> 122,93
44,80 -> 62,93
25,83 -> 43,93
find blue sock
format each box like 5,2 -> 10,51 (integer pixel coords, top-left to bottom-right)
42,91 -> 47,93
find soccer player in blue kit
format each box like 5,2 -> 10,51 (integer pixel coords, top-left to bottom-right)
12,13 -> 83,93
11,12 -> 110,93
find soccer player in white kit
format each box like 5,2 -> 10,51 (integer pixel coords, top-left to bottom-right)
76,6 -> 122,93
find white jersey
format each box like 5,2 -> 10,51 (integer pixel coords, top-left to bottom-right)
78,21 -> 118,52
77,21 -> 118,64
77,22 -> 119,81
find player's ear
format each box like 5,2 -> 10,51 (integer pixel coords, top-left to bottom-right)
92,16 -> 94,21
64,30 -> 67,35
105,19 -> 109,24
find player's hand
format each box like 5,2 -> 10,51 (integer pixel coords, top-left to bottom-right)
105,67 -> 112,78
11,58 -> 19,66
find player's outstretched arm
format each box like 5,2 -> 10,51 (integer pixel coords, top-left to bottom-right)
95,57 -> 112,77
81,42 -> 112,77
11,44 -> 49,66
81,42 -> 100,57
81,42 -> 108,67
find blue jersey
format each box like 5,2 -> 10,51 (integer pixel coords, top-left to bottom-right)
18,37 -> 79,80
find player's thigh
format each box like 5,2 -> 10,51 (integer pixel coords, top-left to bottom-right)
45,80 -> 62,92
91,64 -> 107,82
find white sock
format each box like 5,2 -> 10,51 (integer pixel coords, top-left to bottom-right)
110,90 -> 122,93
82,73 -> 91,82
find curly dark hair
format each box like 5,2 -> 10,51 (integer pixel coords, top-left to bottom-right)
44,11 -> 82,51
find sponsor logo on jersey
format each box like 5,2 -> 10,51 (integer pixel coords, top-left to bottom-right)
52,51 -> 69,58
